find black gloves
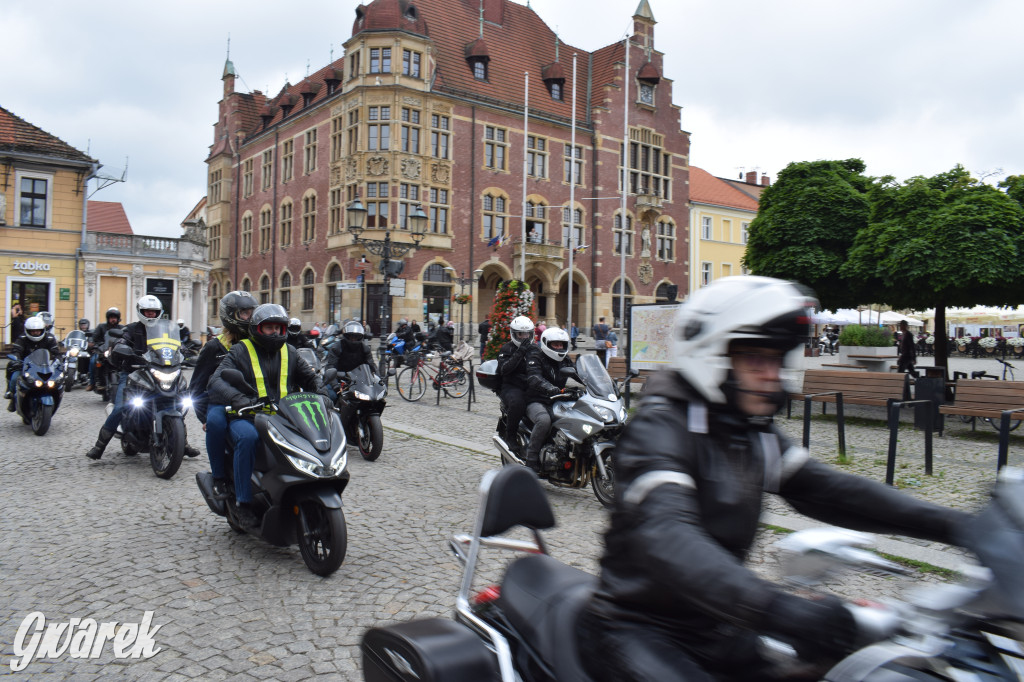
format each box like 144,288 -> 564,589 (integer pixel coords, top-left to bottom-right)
231,395 -> 254,413
764,592 -> 857,663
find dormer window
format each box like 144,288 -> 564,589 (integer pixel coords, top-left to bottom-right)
550,82 -> 562,100
472,59 -> 487,80
464,38 -> 490,81
404,5 -> 417,21
541,62 -> 565,101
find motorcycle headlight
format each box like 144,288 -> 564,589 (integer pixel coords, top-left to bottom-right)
594,406 -> 615,423
268,423 -> 339,478
181,396 -> 193,410
34,380 -> 43,388
353,391 -> 371,401
46,380 -> 56,389
69,347 -> 80,357
619,407 -> 627,422
151,368 -> 180,391
131,396 -> 144,408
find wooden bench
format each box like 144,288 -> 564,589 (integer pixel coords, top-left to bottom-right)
606,356 -> 654,408
787,370 -> 911,460
821,363 -> 868,370
940,379 -> 1024,470
846,354 -> 899,372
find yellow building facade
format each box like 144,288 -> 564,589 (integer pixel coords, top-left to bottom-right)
687,167 -> 762,293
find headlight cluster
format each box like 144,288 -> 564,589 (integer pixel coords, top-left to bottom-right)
268,423 -> 347,478
594,406 -> 616,423
181,396 -> 193,410
151,368 -> 181,391
353,391 -> 371,401
69,347 -> 80,357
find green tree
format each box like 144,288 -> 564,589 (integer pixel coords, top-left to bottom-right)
999,174 -> 1024,207
842,165 -> 1024,366
743,159 -> 875,308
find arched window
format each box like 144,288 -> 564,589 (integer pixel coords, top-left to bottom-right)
613,212 -> 634,256
561,205 -> 584,249
422,264 -> 452,328
611,279 -> 634,328
326,264 -> 343,323
656,217 -> 676,261
482,190 -> 508,242
259,275 -> 270,304
279,272 -> 292,312
279,198 -> 294,247
656,282 -> 678,302
302,269 -> 315,311
424,264 -> 451,282
526,200 -> 548,243
241,277 -> 251,292
240,211 -> 253,256
210,282 -> 219,318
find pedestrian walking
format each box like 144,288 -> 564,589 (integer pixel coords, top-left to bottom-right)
478,315 -> 491,357
592,316 -> 610,365
897,320 -> 916,375
570,321 -> 579,350
605,328 -> 618,367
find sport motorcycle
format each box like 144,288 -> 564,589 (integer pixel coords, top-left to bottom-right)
325,364 -> 391,461
8,348 -> 64,435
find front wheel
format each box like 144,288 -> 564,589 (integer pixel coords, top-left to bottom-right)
396,367 -> 426,402
358,414 -> 384,461
295,501 -> 347,576
31,403 -> 53,436
591,447 -> 615,508
151,416 -> 186,479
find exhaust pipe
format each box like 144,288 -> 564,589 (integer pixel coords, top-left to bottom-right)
493,434 -> 525,466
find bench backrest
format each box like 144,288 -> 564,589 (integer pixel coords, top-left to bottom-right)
952,379 -> 1024,411
800,369 -> 908,398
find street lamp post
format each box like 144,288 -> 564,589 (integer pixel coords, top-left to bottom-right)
346,199 -> 428,343
445,267 -> 484,343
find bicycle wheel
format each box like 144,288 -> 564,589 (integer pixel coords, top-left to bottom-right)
442,366 -> 470,398
396,366 -> 427,402
985,417 -> 1023,433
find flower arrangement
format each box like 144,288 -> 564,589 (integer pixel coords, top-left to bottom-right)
1008,337 -> 1024,348
979,336 -> 998,349
482,280 -> 536,360
454,294 -> 472,305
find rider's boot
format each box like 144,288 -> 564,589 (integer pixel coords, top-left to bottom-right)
86,428 -> 115,460
235,502 -> 259,530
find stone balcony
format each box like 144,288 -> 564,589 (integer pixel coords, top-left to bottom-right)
84,231 -> 208,262
513,238 -> 566,265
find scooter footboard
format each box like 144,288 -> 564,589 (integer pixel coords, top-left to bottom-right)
361,618 -> 499,682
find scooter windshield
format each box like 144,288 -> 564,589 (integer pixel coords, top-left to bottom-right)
576,354 -> 616,399
278,392 -> 333,450
143,320 -> 183,367
296,347 -> 321,373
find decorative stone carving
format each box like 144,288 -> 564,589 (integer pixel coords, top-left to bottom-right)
345,157 -> 359,181
400,157 -> 421,180
640,226 -> 651,258
346,98 -> 361,110
430,162 -> 451,185
402,96 -> 422,106
638,262 -> 654,285
366,156 -> 389,176
432,102 -> 452,114
331,104 -> 344,117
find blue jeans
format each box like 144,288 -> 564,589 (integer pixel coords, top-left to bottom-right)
8,371 -> 21,406
101,372 -> 128,433
205,404 -> 228,480
89,353 -> 99,385
229,418 -> 259,503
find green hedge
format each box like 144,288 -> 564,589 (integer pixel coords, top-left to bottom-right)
837,324 -> 893,347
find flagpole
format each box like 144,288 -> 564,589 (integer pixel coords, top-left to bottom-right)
567,54 -> 577,332
521,71 -> 529,283
619,34 -> 629,336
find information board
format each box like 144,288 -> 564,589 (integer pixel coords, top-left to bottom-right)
628,303 -> 679,371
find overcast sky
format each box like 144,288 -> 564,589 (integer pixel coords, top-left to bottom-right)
3,0 -> 1021,238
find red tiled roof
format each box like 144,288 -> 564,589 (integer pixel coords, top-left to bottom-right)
0,106 -> 94,164
87,201 -> 133,234
637,60 -> 660,82
721,177 -> 768,202
689,166 -> 759,212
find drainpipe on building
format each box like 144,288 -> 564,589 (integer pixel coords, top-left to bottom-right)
75,161 -> 100,322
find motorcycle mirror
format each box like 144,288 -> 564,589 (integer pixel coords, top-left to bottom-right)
324,368 -> 338,383
559,367 -> 578,378
108,329 -> 124,338
222,369 -> 258,397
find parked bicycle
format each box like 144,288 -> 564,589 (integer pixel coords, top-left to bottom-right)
953,356 -> 1021,432
395,350 -> 470,402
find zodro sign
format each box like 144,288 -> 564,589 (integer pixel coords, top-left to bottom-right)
12,260 -> 51,276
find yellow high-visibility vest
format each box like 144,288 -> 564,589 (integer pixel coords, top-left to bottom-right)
240,339 -> 289,400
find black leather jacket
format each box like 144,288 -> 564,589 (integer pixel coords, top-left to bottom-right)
524,347 -> 573,403
495,341 -> 531,391
209,342 -> 321,409
327,340 -> 375,375
288,332 -> 313,349
587,370 -> 971,640
110,322 -> 150,371
90,322 -> 123,347
10,333 -> 60,362
187,335 -> 232,422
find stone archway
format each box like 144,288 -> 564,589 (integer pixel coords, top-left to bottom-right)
555,269 -> 589,331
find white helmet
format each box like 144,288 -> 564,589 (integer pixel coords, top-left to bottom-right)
136,295 -> 164,328
540,327 -> 570,361
509,316 -> 535,347
24,316 -> 47,344
672,276 -> 817,407
177,319 -> 185,328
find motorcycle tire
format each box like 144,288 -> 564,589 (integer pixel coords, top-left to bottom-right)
150,416 -> 186,480
65,374 -> 75,392
121,438 -> 139,456
295,501 -> 347,576
358,414 -> 384,461
591,448 -> 616,509
31,404 -> 53,436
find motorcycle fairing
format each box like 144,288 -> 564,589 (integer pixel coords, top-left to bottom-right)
143,320 -> 183,367
277,392 -> 335,452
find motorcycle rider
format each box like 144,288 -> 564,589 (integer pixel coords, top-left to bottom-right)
325,320 -> 379,419
86,296 -> 201,460
523,327 -> 575,471
87,307 -> 123,391
188,290 -> 258,498
576,276 -> 977,681
495,316 -> 535,457
177,319 -> 191,343
287,318 -> 314,349
77,318 -> 91,334
36,311 -> 55,334
6,316 -> 60,412
207,304 -> 325,529
430,320 -> 454,352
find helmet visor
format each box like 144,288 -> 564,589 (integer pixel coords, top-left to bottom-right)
547,340 -> 568,353
512,330 -> 533,343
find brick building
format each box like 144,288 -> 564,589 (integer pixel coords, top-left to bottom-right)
205,0 -> 690,338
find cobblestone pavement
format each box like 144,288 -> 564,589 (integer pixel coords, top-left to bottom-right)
1,350 -> 1019,679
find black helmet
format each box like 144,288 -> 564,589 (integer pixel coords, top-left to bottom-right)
105,307 -> 121,325
220,290 -> 259,338
249,304 -> 289,353
342,321 -> 365,346
78,318 -> 91,330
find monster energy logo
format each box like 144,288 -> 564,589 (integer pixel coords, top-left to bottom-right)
290,397 -> 327,429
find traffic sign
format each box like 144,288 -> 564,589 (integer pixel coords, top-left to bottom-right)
335,282 -> 361,290
389,279 -> 406,297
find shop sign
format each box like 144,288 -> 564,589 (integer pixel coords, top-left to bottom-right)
59,288 -> 71,301
12,260 -> 51,276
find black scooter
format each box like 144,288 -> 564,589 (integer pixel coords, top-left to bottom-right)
9,348 -> 64,436
195,369 -> 350,576
325,364 -> 392,461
